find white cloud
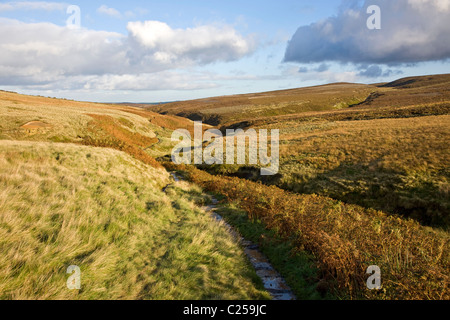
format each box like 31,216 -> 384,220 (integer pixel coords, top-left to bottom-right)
97,5 -> 122,18
408,0 -> 450,11
127,21 -> 256,65
0,18 -> 126,85
83,72 -> 218,91
0,18 -> 256,91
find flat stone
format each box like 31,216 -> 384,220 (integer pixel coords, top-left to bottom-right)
261,277 -> 291,291
269,291 -> 296,301
246,244 -> 259,250
251,262 -> 274,270
256,269 -> 280,278
241,240 -> 254,247
245,249 -> 269,263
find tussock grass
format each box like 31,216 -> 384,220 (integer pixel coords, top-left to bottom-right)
147,74 -> 450,228
2,78 -> 449,301
0,141 -> 269,300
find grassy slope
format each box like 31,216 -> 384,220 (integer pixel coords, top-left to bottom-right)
0,93 -> 270,300
0,90 -> 197,157
271,115 -> 450,228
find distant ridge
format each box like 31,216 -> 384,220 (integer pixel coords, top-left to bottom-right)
145,73 -> 450,128
380,73 -> 450,88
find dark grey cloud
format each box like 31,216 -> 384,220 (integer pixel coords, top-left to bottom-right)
298,67 -> 309,73
357,65 -> 403,78
315,63 -> 329,72
297,63 -> 330,74
284,0 -> 450,65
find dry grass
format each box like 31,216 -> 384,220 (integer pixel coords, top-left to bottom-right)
0,141 -> 269,300
184,76 -> 450,229
0,90 -> 191,168
0,91 -> 270,300
155,75 -> 450,298
1,75 -> 449,301
80,114 -> 162,169
278,115 -> 449,171
258,115 -> 450,228
86,114 -> 159,148
0,90 -> 162,144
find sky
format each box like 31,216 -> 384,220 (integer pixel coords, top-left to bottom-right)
0,0 -> 449,102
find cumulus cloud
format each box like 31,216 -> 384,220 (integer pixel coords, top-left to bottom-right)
0,18 -> 126,86
127,21 -> 256,65
0,18 -> 256,89
284,0 -> 450,65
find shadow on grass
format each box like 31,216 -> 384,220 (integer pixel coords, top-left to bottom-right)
278,163 -> 449,230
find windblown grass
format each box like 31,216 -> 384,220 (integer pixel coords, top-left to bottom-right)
0,141 -> 270,300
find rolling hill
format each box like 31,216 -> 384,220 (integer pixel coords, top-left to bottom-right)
147,73 -> 450,131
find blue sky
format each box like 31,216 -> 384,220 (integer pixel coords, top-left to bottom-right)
0,0 -> 449,102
